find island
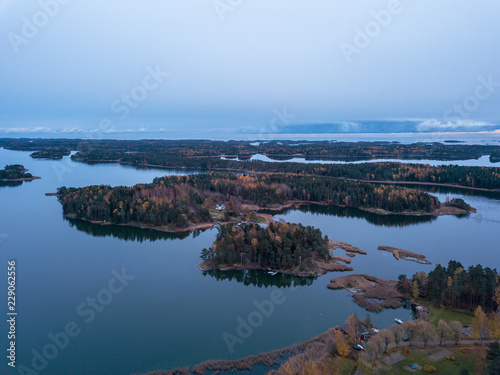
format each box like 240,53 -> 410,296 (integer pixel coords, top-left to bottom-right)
30,148 -> 71,160
0,164 -> 40,181
199,221 -> 342,277
53,172 -> 475,234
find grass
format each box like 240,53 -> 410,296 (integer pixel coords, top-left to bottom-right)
337,357 -> 356,375
380,346 -> 476,375
421,302 -> 474,326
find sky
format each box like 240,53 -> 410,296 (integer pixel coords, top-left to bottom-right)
0,0 -> 499,138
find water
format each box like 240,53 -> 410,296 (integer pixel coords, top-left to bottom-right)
223,153 -> 500,167
1,148 -> 499,375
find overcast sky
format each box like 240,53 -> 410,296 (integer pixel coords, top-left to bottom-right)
1,0 -> 499,136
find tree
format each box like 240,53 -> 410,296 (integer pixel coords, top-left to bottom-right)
402,320 -> 418,346
335,332 -> 350,358
345,313 -> 359,344
449,320 -> 463,345
437,320 -> 450,345
419,321 -> 437,346
486,342 -> 500,375
472,306 -> 489,344
391,323 -> 405,347
412,280 -> 420,300
377,329 -> 395,353
491,313 -> 500,340
356,358 -> 373,375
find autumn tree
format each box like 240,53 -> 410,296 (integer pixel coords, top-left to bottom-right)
437,320 -> 450,345
345,313 -> 359,344
419,321 -> 437,346
472,306 -> 489,344
391,323 -> 405,347
377,329 -> 395,353
335,332 -> 350,358
449,320 -> 463,345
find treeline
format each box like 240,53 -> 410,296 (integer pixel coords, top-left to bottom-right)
30,148 -> 70,160
70,150 -> 500,190
201,222 -> 330,272
398,260 -> 500,312
0,164 -> 32,180
57,173 -> 441,231
3,138 -> 500,161
2,138 -> 500,188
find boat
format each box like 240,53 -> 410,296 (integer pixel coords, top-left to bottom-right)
395,318 -> 403,324
268,271 -> 278,275
353,344 -> 364,350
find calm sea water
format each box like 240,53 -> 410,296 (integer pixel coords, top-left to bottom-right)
0,148 -> 499,375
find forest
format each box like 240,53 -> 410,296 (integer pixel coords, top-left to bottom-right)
30,148 -> 71,160
200,222 -> 331,273
2,138 -> 500,189
2,138 -> 500,161
72,150 -> 500,190
398,260 -> 500,312
0,164 -> 33,180
56,172 -> 442,231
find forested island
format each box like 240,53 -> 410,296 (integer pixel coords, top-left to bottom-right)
0,164 -> 39,181
2,138 -> 500,161
30,147 -> 71,160
199,222 -> 337,276
2,138 -> 500,190
55,172 -> 474,233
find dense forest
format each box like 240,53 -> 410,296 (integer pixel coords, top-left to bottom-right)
2,138 -> 500,189
398,260 -> 500,312
2,138 -> 500,161
0,164 -> 33,180
30,148 -> 71,160
56,172 -> 442,231
200,222 -> 330,273
72,151 -> 500,190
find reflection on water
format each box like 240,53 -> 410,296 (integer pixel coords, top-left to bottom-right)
0,180 -> 23,188
202,268 -> 315,288
260,204 -> 438,227
65,217 -> 208,242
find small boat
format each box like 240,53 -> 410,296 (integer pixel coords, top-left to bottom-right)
372,328 -> 379,333
353,344 -> 364,350
395,318 -> 403,325
268,271 -> 278,276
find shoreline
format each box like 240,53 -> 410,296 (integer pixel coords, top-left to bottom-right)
0,176 -> 41,182
59,198 -> 476,235
71,158 -> 500,193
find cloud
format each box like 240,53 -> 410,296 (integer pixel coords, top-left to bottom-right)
415,119 -> 494,132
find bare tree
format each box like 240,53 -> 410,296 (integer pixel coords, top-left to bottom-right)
419,321 -> 437,346
449,320 -> 463,345
437,320 -> 450,345
377,329 -> 395,353
391,323 -> 405,347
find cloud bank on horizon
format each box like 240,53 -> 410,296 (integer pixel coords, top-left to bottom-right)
0,0 -> 499,136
